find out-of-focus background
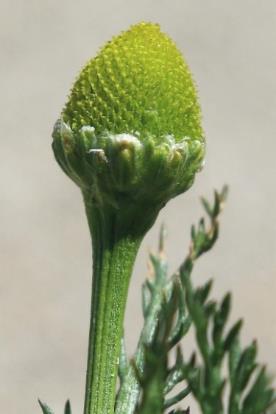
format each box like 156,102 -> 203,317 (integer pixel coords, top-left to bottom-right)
1,0 -> 275,412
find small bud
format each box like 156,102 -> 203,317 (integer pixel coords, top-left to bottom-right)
52,22 -> 205,235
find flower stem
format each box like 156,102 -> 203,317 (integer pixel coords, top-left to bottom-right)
83,193 -> 142,414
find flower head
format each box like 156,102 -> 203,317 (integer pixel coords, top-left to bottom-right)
53,22 -> 205,234
62,22 -> 203,142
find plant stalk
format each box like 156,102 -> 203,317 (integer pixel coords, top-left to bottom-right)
83,194 -> 141,414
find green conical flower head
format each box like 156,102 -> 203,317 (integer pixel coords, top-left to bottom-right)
53,22 -> 205,236
63,22 -> 202,142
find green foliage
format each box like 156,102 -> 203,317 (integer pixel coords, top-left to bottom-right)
64,401 -> 72,414
39,187 -> 275,414
39,400 -> 71,414
116,187 -> 275,414
39,400 -> 55,414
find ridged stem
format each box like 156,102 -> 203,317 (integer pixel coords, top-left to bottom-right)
83,193 -> 142,414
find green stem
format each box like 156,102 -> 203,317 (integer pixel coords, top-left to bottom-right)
83,194 -> 141,414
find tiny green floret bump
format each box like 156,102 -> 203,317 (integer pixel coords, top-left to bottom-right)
52,22 -> 205,414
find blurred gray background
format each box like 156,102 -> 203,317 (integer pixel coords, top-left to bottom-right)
1,0 -> 275,412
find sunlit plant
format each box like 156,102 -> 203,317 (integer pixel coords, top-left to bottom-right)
39,22 -> 275,414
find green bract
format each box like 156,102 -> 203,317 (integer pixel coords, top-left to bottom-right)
52,22 -> 205,235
